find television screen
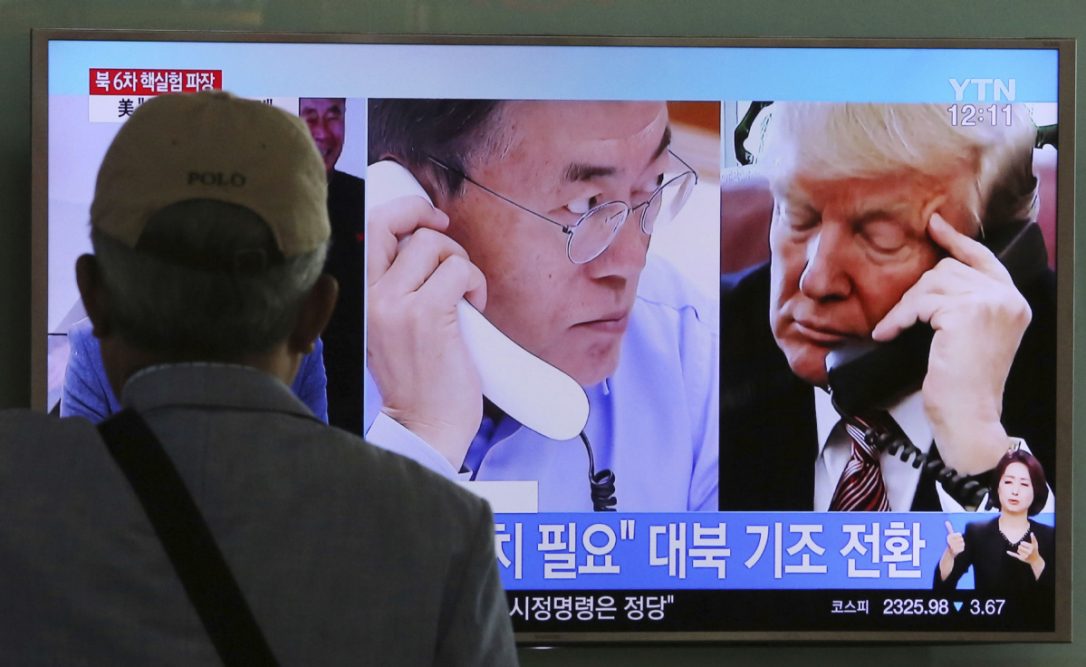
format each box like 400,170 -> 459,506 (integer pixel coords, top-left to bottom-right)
32,31 -> 1073,642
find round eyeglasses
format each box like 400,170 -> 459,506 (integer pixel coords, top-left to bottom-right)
427,150 -> 698,264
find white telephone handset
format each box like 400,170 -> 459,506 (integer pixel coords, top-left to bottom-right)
366,160 -> 590,441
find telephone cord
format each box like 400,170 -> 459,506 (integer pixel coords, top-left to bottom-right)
580,431 -> 617,511
855,419 -> 989,510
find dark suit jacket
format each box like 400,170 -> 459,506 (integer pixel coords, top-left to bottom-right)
720,262 -> 1056,510
322,169 -> 366,434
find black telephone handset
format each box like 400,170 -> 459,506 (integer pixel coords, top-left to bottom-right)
825,219 -> 1049,508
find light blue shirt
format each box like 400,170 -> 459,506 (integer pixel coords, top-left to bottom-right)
364,257 -> 719,512
60,318 -> 330,424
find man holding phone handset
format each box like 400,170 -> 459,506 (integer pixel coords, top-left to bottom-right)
365,100 -> 719,512
721,102 -> 1056,512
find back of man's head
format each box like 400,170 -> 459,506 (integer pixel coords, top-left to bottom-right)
88,91 -> 331,358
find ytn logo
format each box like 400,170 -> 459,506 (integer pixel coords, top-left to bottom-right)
187,171 -> 247,187
949,78 -> 1016,102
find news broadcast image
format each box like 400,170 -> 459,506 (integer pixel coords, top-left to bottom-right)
39,37 -> 1067,640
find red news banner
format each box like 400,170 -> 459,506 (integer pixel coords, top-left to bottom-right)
89,68 -> 222,95
88,68 -> 223,123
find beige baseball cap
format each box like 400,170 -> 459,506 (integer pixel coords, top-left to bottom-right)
90,90 -> 330,258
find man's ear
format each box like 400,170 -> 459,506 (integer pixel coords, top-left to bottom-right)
418,163 -> 459,211
288,273 -> 338,355
376,152 -> 448,208
415,163 -> 444,202
75,254 -> 111,338
923,193 -> 979,239
921,196 -> 947,229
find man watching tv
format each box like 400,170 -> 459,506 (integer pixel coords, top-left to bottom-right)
720,102 -> 1056,512
0,91 -> 516,665
58,96 -> 368,427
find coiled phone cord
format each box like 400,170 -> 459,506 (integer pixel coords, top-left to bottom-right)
580,431 -> 617,511
854,417 -> 989,510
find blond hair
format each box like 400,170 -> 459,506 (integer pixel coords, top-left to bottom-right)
756,103 -> 1038,233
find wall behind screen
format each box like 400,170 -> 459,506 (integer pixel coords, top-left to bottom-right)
0,1 -> 1081,665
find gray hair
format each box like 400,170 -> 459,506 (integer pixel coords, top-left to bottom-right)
367,99 -> 514,197
91,199 -> 328,357
756,103 -> 1038,234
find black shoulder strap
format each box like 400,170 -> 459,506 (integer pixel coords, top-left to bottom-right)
98,409 -> 278,666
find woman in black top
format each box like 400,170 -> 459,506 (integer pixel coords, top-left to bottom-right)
935,449 -> 1054,592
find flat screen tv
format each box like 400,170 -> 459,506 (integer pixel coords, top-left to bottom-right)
32,30 -> 1073,643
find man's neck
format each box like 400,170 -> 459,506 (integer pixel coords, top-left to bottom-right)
100,337 -> 300,399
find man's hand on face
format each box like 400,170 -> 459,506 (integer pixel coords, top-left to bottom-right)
366,194 -> 488,469
872,213 -> 1031,475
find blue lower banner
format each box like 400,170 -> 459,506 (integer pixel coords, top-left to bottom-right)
493,512 -> 1054,591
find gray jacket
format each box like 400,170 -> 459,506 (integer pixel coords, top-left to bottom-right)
0,363 -> 517,666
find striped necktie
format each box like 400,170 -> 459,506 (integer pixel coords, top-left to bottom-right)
829,412 -> 891,512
